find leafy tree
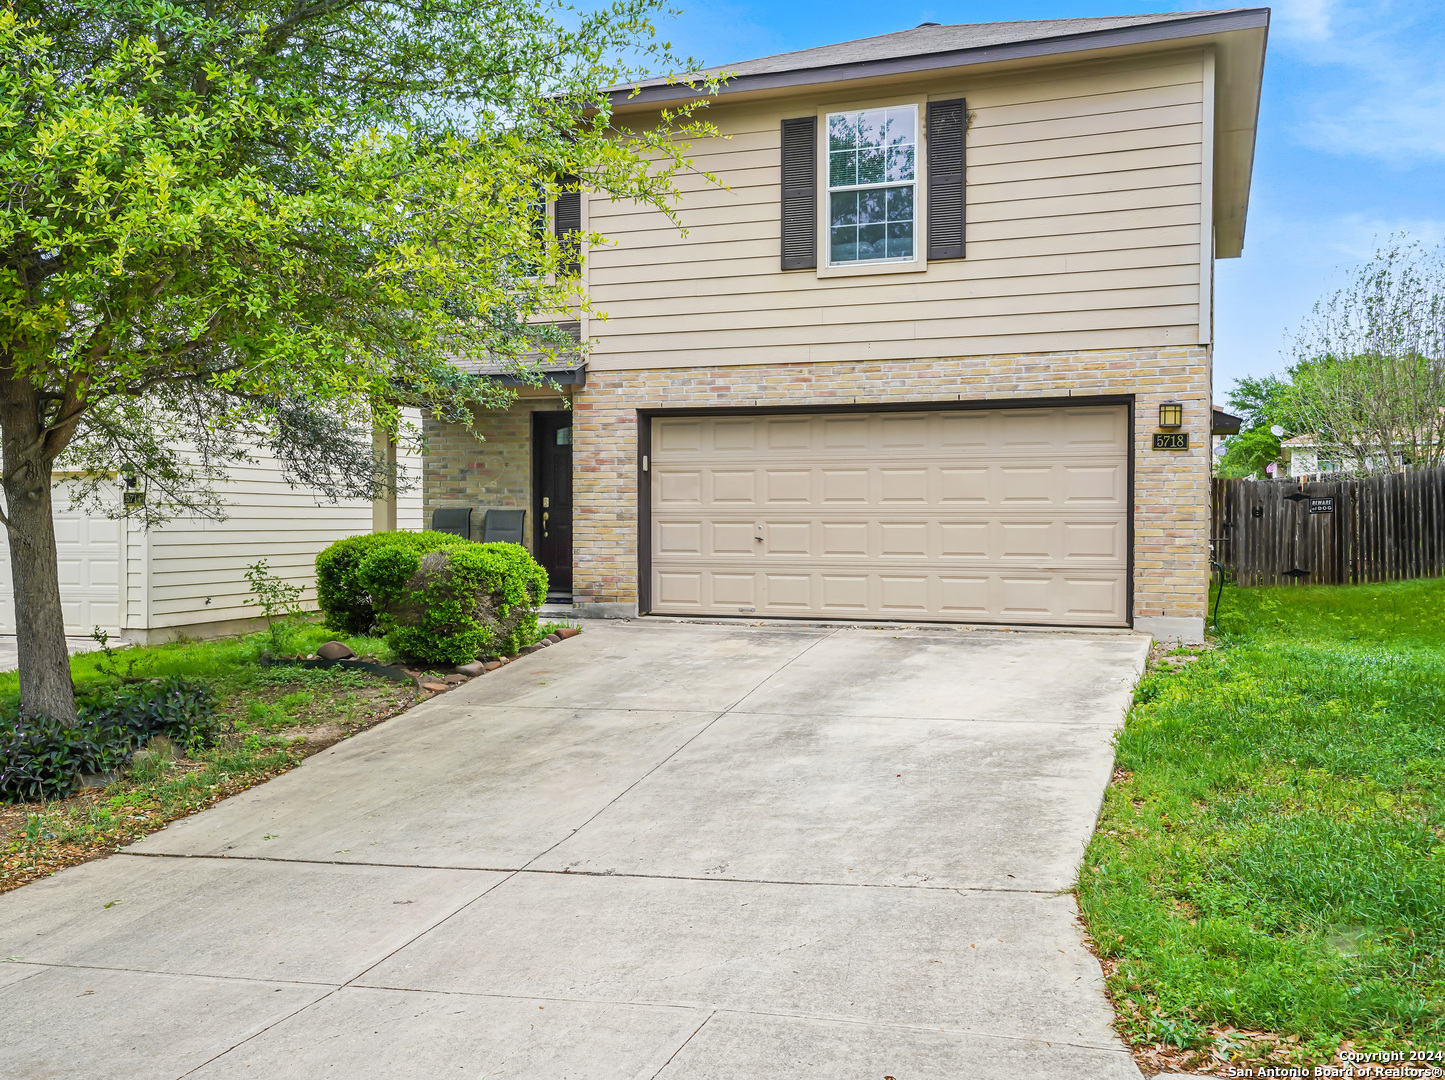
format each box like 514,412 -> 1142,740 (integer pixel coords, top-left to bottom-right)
1285,240 -> 1445,475
0,0 -> 716,721
1215,375 -> 1292,479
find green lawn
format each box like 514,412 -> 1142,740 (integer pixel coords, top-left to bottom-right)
1079,577 -> 1445,1071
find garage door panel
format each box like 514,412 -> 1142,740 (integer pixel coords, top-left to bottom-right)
940,412 -> 991,447
1062,521 -> 1126,561
940,523 -> 990,558
712,574 -> 756,606
767,573 -> 814,608
656,571 -> 704,606
710,522 -> 754,555
822,416 -> 869,447
879,522 -> 928,557
999,575 -> 1054,616
1062,576 -> 1126,618
939,575 -> 991,614
713,420 -> 758,450
818,575 -> 868,611
820,522 -> 869,556
658,421 -> 703,452
656,470 -> 702,504
764,470 -> 811,503
822,469 -> 869,503
880,414 -> 929,446
879,575 -> 929,612
998,522 -> 1054,559
939,468 -> 989,503
766,419 -> 811,449
879,469 -> 928,502
650,406 -> 1128,627
1063,407 -> 1128,447
657,521 -> 703,555
1062,464 -> 1125,504
711,470 -> 757,502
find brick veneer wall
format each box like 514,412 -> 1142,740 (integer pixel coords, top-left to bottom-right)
422,397 -> 571,548
570,346 -> 1212,625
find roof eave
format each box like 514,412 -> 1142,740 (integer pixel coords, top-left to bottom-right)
607,9 -> 1270,109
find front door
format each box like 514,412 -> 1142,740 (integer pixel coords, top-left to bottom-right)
533,411 -> 573,596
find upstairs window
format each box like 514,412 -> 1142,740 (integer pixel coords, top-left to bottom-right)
826,106 -> 917,265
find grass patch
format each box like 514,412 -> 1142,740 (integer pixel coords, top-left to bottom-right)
1079,577 -> 1445,1073
0,624 -> 419,893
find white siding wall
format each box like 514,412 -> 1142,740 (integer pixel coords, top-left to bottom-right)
0,488 -> 124,636
0,410 -> 425,639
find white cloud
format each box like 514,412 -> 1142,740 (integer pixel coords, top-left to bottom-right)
1271,0 -> 1341,43
1269,1 -> 1445,163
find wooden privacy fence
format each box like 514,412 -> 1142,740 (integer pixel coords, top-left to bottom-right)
1211,467 -> 1445,586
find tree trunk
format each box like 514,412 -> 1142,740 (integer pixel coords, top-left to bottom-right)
0,377 -> 78,723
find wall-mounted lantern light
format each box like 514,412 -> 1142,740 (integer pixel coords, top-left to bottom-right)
1158,402 -> 1183,429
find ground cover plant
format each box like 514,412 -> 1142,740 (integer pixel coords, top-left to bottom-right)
0,624 -> 419,893
1079,577 -> 1445,1074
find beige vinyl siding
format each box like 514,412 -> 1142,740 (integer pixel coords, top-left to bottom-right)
588,53 -> 1207,370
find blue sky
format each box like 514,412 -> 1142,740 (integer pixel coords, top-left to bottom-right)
652,1 -> 1445,405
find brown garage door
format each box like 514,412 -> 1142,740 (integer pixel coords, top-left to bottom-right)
647,405 -> 1129,625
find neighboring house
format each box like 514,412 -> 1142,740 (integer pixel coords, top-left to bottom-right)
0,436 -> 422,644
423,10 -> 1270,642
1282,435 -> 1342,478
1283,434 -> 1440,478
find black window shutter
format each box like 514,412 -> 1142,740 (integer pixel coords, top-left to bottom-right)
554,176 -> 582,275
780,117 -> 817,270
927,99 -> 966,261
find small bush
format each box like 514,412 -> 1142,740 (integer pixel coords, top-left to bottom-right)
0,678 -> 218,802
365,542 -> 548,664
315,531 -> 470,634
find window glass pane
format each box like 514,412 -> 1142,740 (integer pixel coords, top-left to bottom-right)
829,191 -> 859,228
858,109 -> 886,148
830,226 -> 857,263
858,188 -> 887,224
884,107 -> 916,146
885,144 -> 915,182
829,149 -> 856,187
828,113 -> 858,151
885,186 -> 913,223
887,222 -> 913,259
857,146 -> 884,184
858,223 -> 886,261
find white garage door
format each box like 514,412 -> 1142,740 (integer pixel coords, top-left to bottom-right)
648,405 -> 1130,626
0,497 -> 122,636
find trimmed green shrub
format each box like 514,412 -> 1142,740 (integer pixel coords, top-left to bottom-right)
0,677 -> 218,802
362,542 -> 548,664
315,530 -> 470,634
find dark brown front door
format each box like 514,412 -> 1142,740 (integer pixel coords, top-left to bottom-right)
533,411 -> 573,595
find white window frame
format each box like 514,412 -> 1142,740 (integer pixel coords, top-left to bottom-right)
815,96 -> 927,279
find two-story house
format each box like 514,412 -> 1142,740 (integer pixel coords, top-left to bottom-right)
422,9 -> 1270,643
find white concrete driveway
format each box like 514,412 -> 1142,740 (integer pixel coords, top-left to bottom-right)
0,620 -> 1148,1079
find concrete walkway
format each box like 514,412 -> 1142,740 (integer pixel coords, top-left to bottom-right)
0,620 -> 1149,1079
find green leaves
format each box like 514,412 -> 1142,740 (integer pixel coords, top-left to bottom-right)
3,0 -> 718,509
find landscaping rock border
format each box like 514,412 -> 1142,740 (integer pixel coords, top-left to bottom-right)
263,626 -> 583,697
